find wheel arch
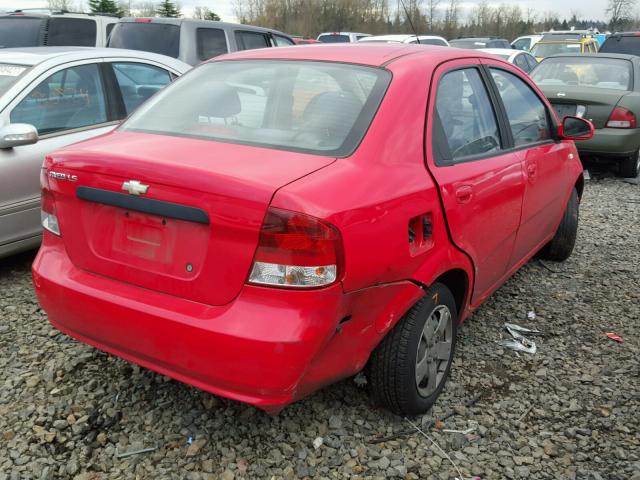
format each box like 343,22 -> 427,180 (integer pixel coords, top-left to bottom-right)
574,173 -> 584,200
427,268 -> 469,322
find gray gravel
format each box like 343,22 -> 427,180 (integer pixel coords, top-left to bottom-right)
1,175 -> 639,480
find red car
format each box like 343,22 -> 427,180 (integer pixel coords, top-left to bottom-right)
32,45 -> 593,415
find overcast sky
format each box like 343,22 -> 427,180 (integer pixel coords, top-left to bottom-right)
0,0 -> 608,23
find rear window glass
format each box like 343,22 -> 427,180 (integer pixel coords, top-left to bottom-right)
449,39 -> 487,49
108,22 -> 180,58
413,38 -> 447,46
47,18 -> 97,47
196,28 -> 228,60
532,57 -> 632,91
530,42 -> 580,57
0,64 -> 28,96
600,36 -> 640,55
0,17 -> 43,47
235,31 -> 270,50
123,60 -> 391,157
318,34 -> 350,43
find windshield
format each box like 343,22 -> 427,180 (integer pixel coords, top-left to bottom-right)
600,36 -> 640,55
0,64 -> 28,95
123,60 -> 391,157
0,17 -> 43,48
318,34 -> 350,43
531,42 -> 581,57
532,57 -> 632,91
108,22 -> 180,58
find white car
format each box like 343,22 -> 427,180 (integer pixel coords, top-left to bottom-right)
511,35 -> 543,52
0,47 -> 191,258
317,32 -> 371,43
479,48 -> 538,73
358,34 -> 449,46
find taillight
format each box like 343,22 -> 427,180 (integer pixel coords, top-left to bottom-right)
606,107 -> 637,128
40,169 -> 60,236
248,207 -> 342,288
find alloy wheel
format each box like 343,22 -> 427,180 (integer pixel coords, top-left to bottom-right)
415,305 -> 453,397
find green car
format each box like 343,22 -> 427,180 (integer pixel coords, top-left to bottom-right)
531,53 -> 640,177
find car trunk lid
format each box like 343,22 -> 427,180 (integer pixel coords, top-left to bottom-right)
46,131 -> 335,306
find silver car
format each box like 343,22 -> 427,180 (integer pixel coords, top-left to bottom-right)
0,47 -> 191,258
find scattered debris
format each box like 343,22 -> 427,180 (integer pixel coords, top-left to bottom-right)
606,332 -> 623,343
527,311 -> 536,320
442,426 -> 476,435
312,436 -> 323,449
583,169 -> 590,180
499,322 -> 542,354
187,436 -> 193,445
115,446 -> 157,459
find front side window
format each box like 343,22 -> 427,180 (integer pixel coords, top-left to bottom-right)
123,60 -> 391,157
490,69 -> 550,147
112,62 -> 172,114
273,34 -> 295,46
196,28 -> 228,60
11,64 -> 107,135
434,68 -> 501,162
235,31 -> 270,50
47,18 -> 97,47
532,57 -> 632,91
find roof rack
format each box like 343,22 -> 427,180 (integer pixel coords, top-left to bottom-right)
5,8 -> 120,17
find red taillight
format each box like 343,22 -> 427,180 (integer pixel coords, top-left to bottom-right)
248,207 -> 342,288
606,106 -> 637,128
40,169 -> 60,236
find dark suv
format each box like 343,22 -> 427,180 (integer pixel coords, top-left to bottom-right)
108,18 -> 295,65
599,32 -> 640,55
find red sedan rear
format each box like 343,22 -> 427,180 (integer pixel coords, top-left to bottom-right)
33,44 -> 593,414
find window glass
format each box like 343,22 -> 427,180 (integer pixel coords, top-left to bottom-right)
531,42 -> 580,57
0,64 -> 29,96
526,55 -> 539,71
513,38 -> 531,51
318,34 -> 350,43
435,68 -> 501,161
0,17 -> 43,47
235,31 -> 270,50
47,18 -> 97,47
532,57 -> 632,91
197,28 -> 228,60
600,35 -> 640,55
273,34 -> 294,46
108,23 -> 180,58
123,60 -> 391,157
490,69 -> 550,146
11,64 -> 107,135
106,23 -> 115,40
514,54 -> 529,72
112,62 -> 172,114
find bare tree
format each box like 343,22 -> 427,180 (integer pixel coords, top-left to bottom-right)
47,0 -> 73,10
425,0 -> 441,31
607,0 -> 637,31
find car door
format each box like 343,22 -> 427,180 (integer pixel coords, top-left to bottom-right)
0,60 -> 116,247
484,64 -> 572,264
425,59 -> 526,305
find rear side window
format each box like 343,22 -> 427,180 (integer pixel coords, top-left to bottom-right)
526,55 -> 538,71
490,69 -> 550,147
0,17 -> 44,47
112,62 -> 172,114
47,18 -> 97,47
235,31 -> 270,50
197,28 -> 228,60
108,23 -> 180,58
123,60 -> 391,157
11,63 -> 107,135
318,34 -> 350,43
514,54 -> 529,72
106,23 -> 115,40
434,68 -> 501,163
601,36 -> 640,55
273,34 -> 294,46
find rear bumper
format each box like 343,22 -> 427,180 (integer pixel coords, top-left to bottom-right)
577,127 -> 639,158
32,235 -> 347,413
32,234 -> 422,413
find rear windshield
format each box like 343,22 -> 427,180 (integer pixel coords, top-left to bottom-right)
0,17 -> 43,47
108,22 -> 180,58
600,36 -> 640,55
532,57 -> 632,91
530,42 -> 581,56
318,34 -> 350,43
411,38 -> 447,46
0,64 -> 28,95
449,39 -> 487,49
123,60 -> 391,157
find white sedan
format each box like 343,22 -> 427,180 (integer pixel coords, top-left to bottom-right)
358,34 -> 449,47
479,48 -> 538,73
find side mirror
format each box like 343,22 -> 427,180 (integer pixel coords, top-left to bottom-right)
0,123 -> 39,149
558,116 -> 594,141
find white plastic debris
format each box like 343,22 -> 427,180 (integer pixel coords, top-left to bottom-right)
312,436 -> 323,449
527,311 -> 536,320
499,323 -> 543,354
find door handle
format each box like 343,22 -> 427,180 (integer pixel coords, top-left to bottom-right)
455,185 -> 473,204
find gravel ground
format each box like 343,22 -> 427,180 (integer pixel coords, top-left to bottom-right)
1,175 -> 638,480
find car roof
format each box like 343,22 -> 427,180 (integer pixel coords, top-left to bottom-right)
214,43 -> 495,67
1,10 -> 116,19
358,34 -> 445,43
452,37 -> 507,41
116,17 -> 290,36
318,32 -> 370,36
543,52 -> 638,61
605,32 -> 640,37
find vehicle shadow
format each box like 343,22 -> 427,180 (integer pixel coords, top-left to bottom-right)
0,249 -> 37,278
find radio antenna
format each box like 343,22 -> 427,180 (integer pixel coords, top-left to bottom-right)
398,0 -> 421,44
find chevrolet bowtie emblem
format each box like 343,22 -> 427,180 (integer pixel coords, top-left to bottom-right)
122,180 -> 149,195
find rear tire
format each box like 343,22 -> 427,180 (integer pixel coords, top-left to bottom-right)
538,188 -> 579,262
367,283 -> 457,416
619,150 -> 640,178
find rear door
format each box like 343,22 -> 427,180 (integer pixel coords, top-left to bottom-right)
484,64 -> 570,263
426,59 -> 526,305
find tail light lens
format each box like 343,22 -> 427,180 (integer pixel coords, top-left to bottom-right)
606,107 -> 637,128
248,207 -> 343,288
40,169 -> 60,236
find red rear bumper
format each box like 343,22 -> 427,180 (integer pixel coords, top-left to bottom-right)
32,235 -> 350,413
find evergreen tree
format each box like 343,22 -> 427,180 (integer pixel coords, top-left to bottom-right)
156,0 -> 181,17
193,6 -> 220,21
88,0 -> 122,15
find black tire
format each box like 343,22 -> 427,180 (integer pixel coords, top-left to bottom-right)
619,150 -> 640,178
538,188 -> 579,262
367,283 -> 457,416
